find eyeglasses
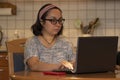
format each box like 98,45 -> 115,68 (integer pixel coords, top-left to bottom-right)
43,18 -> 65,25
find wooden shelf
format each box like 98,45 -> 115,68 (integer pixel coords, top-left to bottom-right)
0,2 -> 16,15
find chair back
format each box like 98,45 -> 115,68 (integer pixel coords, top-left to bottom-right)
6,38 -> 27,75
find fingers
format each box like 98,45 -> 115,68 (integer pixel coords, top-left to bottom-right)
59,65 -> 66,70
61,60 -> 74,70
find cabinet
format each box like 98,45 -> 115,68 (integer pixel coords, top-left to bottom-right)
0,52 -> 9,80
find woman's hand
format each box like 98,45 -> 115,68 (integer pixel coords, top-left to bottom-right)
60,60 -> 74,71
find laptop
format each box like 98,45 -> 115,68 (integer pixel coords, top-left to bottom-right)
71,36 -> 118,74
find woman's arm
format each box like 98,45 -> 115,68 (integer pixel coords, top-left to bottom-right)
27,56 -> 61,71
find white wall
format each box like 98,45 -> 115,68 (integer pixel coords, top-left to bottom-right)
0,0 -> 120,50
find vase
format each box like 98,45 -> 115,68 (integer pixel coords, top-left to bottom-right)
82,34 -> 92,37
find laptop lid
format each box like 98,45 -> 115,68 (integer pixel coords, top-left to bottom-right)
73,36 -> 118,74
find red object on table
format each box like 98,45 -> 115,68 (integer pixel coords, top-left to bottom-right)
43,71 -> 66,75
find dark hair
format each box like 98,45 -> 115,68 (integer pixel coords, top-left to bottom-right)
31,3 -> 63,36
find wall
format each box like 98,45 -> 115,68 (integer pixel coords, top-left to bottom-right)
0,0 -> 120,49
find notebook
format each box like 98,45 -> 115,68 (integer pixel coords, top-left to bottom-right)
71,36 -> 118,74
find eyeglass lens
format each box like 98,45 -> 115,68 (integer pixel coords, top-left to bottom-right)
44,18 -> 65,25
52,19 -> 65,25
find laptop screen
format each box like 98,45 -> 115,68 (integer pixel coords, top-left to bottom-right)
74,36 -> 118,73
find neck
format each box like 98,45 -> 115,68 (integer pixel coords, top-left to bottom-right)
42,29 -> 55,39
42,34 -> 56,45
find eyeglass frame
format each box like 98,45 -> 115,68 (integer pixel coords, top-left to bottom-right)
43,18 -> 65,25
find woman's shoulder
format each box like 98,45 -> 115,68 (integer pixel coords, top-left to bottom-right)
57,35 -> 71,45
58,35 -> 69,41
56,36 -> 74,50
26,36 -> 38,44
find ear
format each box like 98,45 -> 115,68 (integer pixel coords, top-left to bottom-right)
40,20 -> 44,25
40,21 -> 44,25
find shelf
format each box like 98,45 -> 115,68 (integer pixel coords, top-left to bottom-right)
0,2 -> 16,15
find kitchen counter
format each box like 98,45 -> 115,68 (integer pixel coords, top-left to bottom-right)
0,46 -> 7,53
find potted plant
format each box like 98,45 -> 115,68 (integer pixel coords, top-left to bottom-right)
80,18 -> 100,37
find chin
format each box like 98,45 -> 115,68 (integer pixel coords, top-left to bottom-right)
52,33 -> 58,36
53,31 -> 59,34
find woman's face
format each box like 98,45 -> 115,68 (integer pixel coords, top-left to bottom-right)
42,9 -> 63,36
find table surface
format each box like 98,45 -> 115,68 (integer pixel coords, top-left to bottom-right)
10,71 -> 120,80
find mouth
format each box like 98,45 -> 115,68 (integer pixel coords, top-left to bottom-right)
55,28 -> 60,31
53,29 -> 60,33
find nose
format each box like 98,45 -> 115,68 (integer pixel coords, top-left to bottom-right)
56,21 -> 62,27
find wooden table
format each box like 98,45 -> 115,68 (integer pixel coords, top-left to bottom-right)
10,71 -> 120,80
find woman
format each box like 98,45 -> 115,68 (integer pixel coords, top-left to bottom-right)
24,3 -> 75,72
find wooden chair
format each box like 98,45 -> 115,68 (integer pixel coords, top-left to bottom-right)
6,38 -> 27,75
